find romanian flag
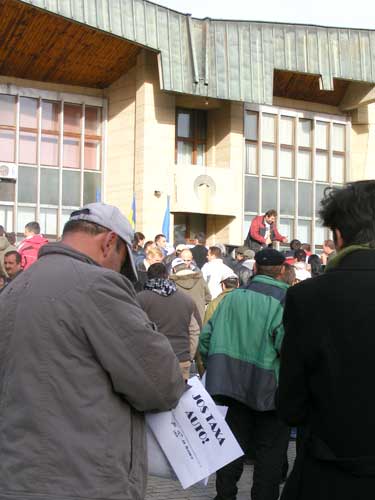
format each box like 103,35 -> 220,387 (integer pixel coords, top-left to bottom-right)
129,195 -> 136,229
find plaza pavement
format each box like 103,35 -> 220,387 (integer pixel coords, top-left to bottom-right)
146,441 -> 296,500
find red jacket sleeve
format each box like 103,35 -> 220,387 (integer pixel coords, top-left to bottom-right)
249,216 -> 266,244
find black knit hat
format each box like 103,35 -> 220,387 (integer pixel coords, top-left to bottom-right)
255,248 -> 285,266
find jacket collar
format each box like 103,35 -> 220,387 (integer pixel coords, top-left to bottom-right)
39,242 -> 101,268
325,244 -> 375,271
252,273 -> 289,291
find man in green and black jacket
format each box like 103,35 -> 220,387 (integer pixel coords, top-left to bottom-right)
200,248 -> 290,500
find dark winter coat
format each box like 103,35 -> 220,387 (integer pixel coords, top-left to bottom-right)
0,242 -> 185,500
278,248 -> 375,500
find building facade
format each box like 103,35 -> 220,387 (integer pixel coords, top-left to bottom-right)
1,0 -> 375,248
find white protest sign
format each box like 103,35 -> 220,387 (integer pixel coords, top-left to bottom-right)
146,376 -> 243,489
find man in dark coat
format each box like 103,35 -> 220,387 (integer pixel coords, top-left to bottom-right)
278,180 -> 375,500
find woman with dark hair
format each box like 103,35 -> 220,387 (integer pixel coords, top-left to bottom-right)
131,231 -> 145,261
308,254 -> 323,278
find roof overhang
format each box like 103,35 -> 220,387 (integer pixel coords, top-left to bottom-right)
4,0 -> 375,107
0,0 -> 141,88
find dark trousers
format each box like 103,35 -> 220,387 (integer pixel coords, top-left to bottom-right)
214,398 -> 290,500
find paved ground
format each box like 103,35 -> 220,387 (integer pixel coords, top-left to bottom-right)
146,441 -> 296,499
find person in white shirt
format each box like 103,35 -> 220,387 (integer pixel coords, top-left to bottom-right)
201,246 -> 233,299
293,249 -> 311,281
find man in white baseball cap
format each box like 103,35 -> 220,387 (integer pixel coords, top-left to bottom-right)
0,202 -> 185,500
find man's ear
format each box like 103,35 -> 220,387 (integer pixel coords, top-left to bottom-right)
334,229 -> 344,250
101,231 -> 116,256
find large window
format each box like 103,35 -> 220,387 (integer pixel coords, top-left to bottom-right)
244,105 -> 349,249
176,108 -> 207,165
0,93 -> 104,239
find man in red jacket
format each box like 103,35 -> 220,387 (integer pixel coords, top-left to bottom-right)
18,221 -> 49,270
246,209 -> 287,252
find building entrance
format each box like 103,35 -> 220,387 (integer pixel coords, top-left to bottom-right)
173,213 -> 206,245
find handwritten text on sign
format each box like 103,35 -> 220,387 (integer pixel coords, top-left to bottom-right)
146,377 -> 243,489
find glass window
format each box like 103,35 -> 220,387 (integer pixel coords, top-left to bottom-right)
243,215 -> 252,239
85,106 -> 101,135
84,140 -> 101,170
315,121 -> 328,149
177,112 -> 191,138
280,180 -> 295,215
41,135 -> 58,166
196,111 -> 207,141
0,95 -> 16,126
331,154 -> 345,183
280,147 -> 293,178
62,170 -> 80,206
176,108 -> 207,165
40,208 -> 57,237
83,172 -> 101,205
280,116 -> 294,145
20,97 -> 38,129
40,168 -> 59,205
60,208 -> 72,234
0,205 -> 13,231
261,145 -> 276,176
262,178 -> 277,213
315,183 -> 329,213
42,101 -> 59,131
245,176 -> 259,212
298,119 -> 312,147
0,130 -> 15,162
177,141 -> 193,165
19,132 -> 37,164
297,220 -> 311,243
17,206 -> 36,233
18,166 -> 37,203
245,111 -> 258,141
315,151 -> 328,182
298,182 -> 313,217
314,223 -> 327,246
262,113 -> 276,143
0,180 -> 15,202
297,149 -> 311,179
332,124 -> 345,151
63,138 -> 80,169
279,218 -> 293,242
64,103 -> 81,134
196,144 -> 205,165
245,142 -> 257,174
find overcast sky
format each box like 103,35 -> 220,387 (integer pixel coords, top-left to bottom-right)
155,0 -> 375,30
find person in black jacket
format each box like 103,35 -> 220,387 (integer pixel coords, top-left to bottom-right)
191,232 -> 208,269
278,180 -> 375,500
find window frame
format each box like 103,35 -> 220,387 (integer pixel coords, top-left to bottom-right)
243,104 -> 350,251
0,86 -> 106,239
175,107 -> 207,165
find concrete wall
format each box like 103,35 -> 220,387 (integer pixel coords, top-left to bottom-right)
350,104 -> 375,181
105,68 -> 136,215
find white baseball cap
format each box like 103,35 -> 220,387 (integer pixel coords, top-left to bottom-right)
69,202 -> 137,281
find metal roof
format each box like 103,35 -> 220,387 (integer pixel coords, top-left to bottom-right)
20,0 -> 375,104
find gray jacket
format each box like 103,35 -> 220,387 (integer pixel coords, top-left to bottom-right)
0,243 -> 185,500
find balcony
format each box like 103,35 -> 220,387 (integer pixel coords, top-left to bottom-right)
172,164 -> 240,217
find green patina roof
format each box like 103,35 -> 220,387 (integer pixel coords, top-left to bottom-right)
20,0 -> 375,103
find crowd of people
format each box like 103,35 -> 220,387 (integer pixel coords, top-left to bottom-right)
1,181 -> 375,500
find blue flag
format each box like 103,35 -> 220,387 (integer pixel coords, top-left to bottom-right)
129,194 -> 136,229
162,195 -> 170,242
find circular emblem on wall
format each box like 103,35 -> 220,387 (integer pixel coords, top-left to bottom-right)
193,175 -> 216,199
